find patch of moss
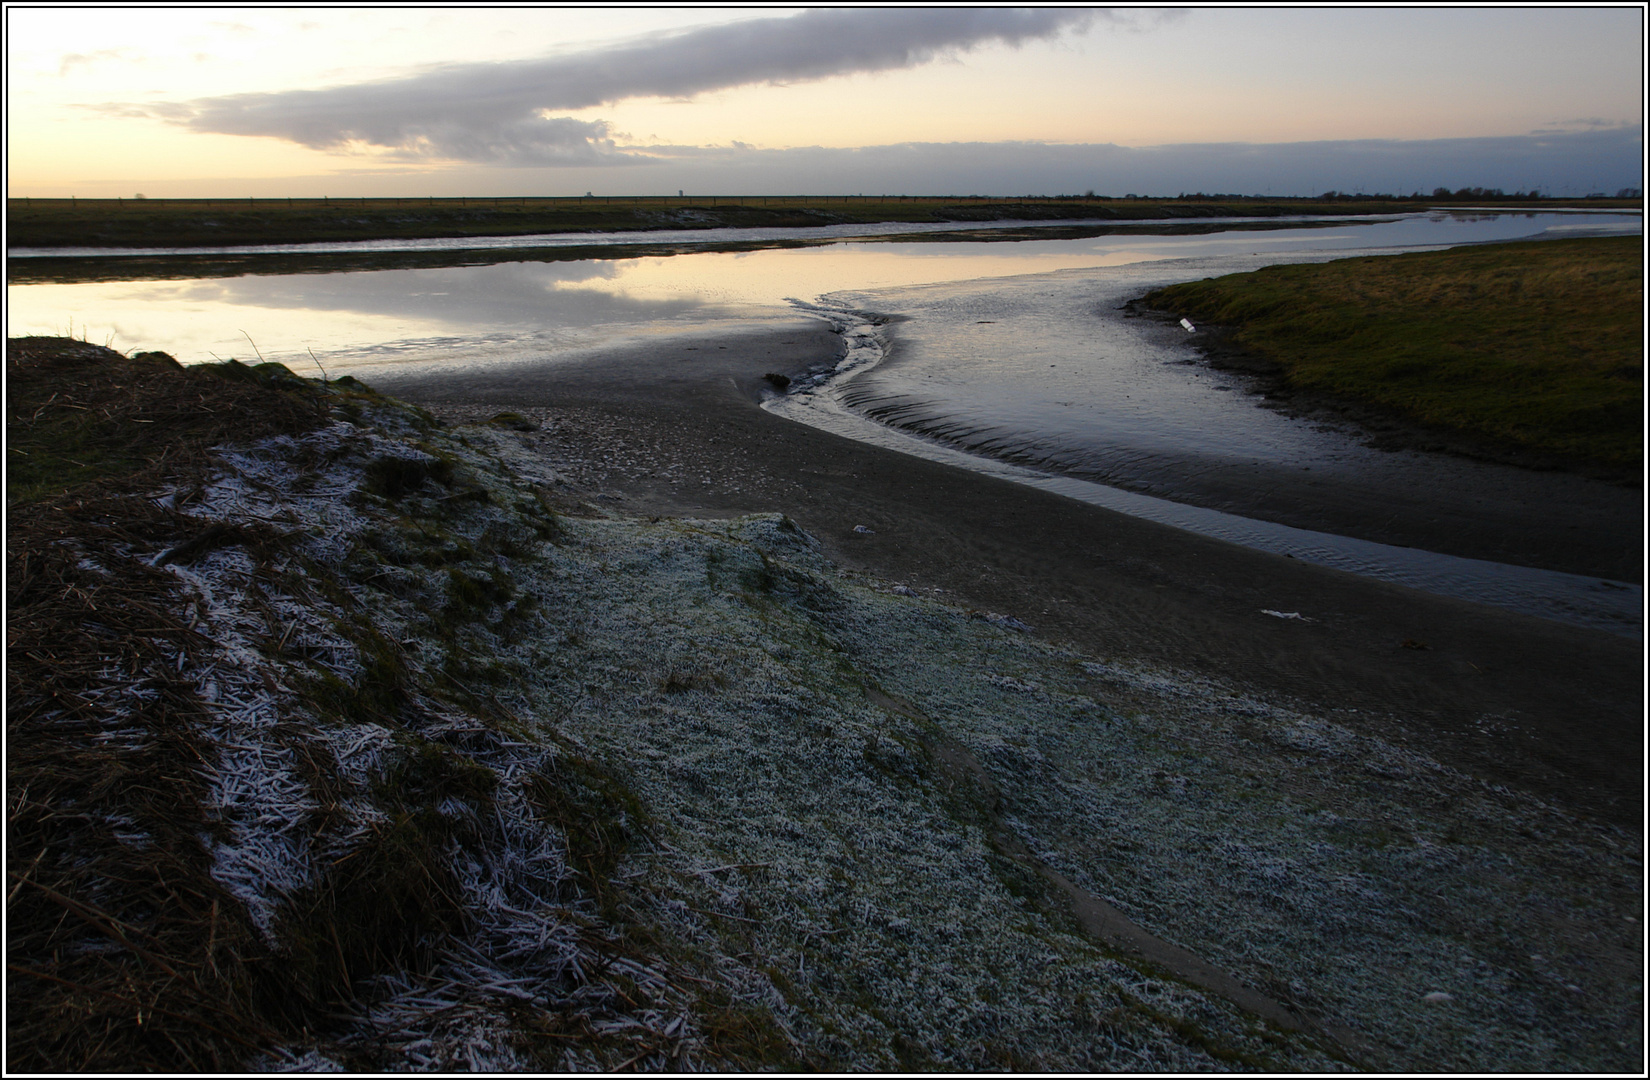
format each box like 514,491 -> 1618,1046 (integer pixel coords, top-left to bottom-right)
738,558 -> 779,595
488,411 -> 538,432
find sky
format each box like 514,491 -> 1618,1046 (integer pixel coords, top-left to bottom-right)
6,5 -> 1645,199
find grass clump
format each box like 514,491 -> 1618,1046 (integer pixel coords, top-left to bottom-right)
488,411 -> 539,431
266,811 -> 466,1016
362,452 -> 453,501
5,338 -> 335,1071
1142,236 -> 1643,472
264,740 -> 502,1018
6,339 -> 326,505
524,753 -> 649,912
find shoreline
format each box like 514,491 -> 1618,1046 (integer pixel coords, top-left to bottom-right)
1130,301 -> 1644,484
787,296 -> 1642,586
3,217 -> 1363,287
369,326 -> 1642,829
1132,236 -> 1644,482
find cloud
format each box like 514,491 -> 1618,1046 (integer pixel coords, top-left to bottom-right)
120,8 -> 1097,165
498,127 -> 1644,199
380,116 -> 632,166
1100,8 -> 1190,33
1531,117 -> 1635,135
58,49 -> 133,76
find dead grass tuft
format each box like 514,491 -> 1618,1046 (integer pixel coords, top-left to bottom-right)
7,338 -> 329,505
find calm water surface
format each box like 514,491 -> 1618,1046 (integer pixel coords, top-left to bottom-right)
8,210 -> 1640,633
9,210 -> 1636,372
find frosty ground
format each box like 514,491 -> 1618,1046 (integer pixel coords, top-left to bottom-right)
8,350 -> 1640,1072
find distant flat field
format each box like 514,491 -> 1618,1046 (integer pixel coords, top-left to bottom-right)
4,195 -> 1591,249
1144,235 -> 1643,474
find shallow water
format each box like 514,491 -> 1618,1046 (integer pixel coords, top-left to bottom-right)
8,210 -> 1640,632
8,210 -> 1636,371
805,253 -> 1638,551
767,379 -> 1643,637
8,213 -> 1301,259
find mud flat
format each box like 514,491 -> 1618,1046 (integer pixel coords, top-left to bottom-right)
373,325 -> 1642,830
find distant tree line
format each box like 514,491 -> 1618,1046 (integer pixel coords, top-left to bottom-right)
1164,190 -> 1552,201
1427,187 -> 1542,200
1113,188 -> 1644,202
847,190 -> 1640,202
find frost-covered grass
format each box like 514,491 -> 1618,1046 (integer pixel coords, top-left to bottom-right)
14,357 -> 1638,1071
490,511 -> 1639,1071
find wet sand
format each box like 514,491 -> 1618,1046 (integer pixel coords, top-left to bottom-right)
369,325 -> 1643,828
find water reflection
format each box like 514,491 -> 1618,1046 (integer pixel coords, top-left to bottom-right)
207,261 -> 709,327
8,210 -> 1638,626
816,249 -> 1639,580
5,239 -> 1208,368
10,214 -> 1149,259
10,211 -> 1637,367
11,260 -> 737,370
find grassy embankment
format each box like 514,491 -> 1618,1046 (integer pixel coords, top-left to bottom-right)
7,343 -> 788,1070
1143,235 -> 1643,475
10,194 -> 1608,250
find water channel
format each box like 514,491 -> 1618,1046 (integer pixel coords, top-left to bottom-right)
8,209 -> 1641,634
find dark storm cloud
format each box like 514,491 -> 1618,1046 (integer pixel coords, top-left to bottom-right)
129,8 -> 1096,165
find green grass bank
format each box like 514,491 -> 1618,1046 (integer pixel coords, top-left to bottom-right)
1142,235 -> 1643,474
8,194 -> 1602,250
